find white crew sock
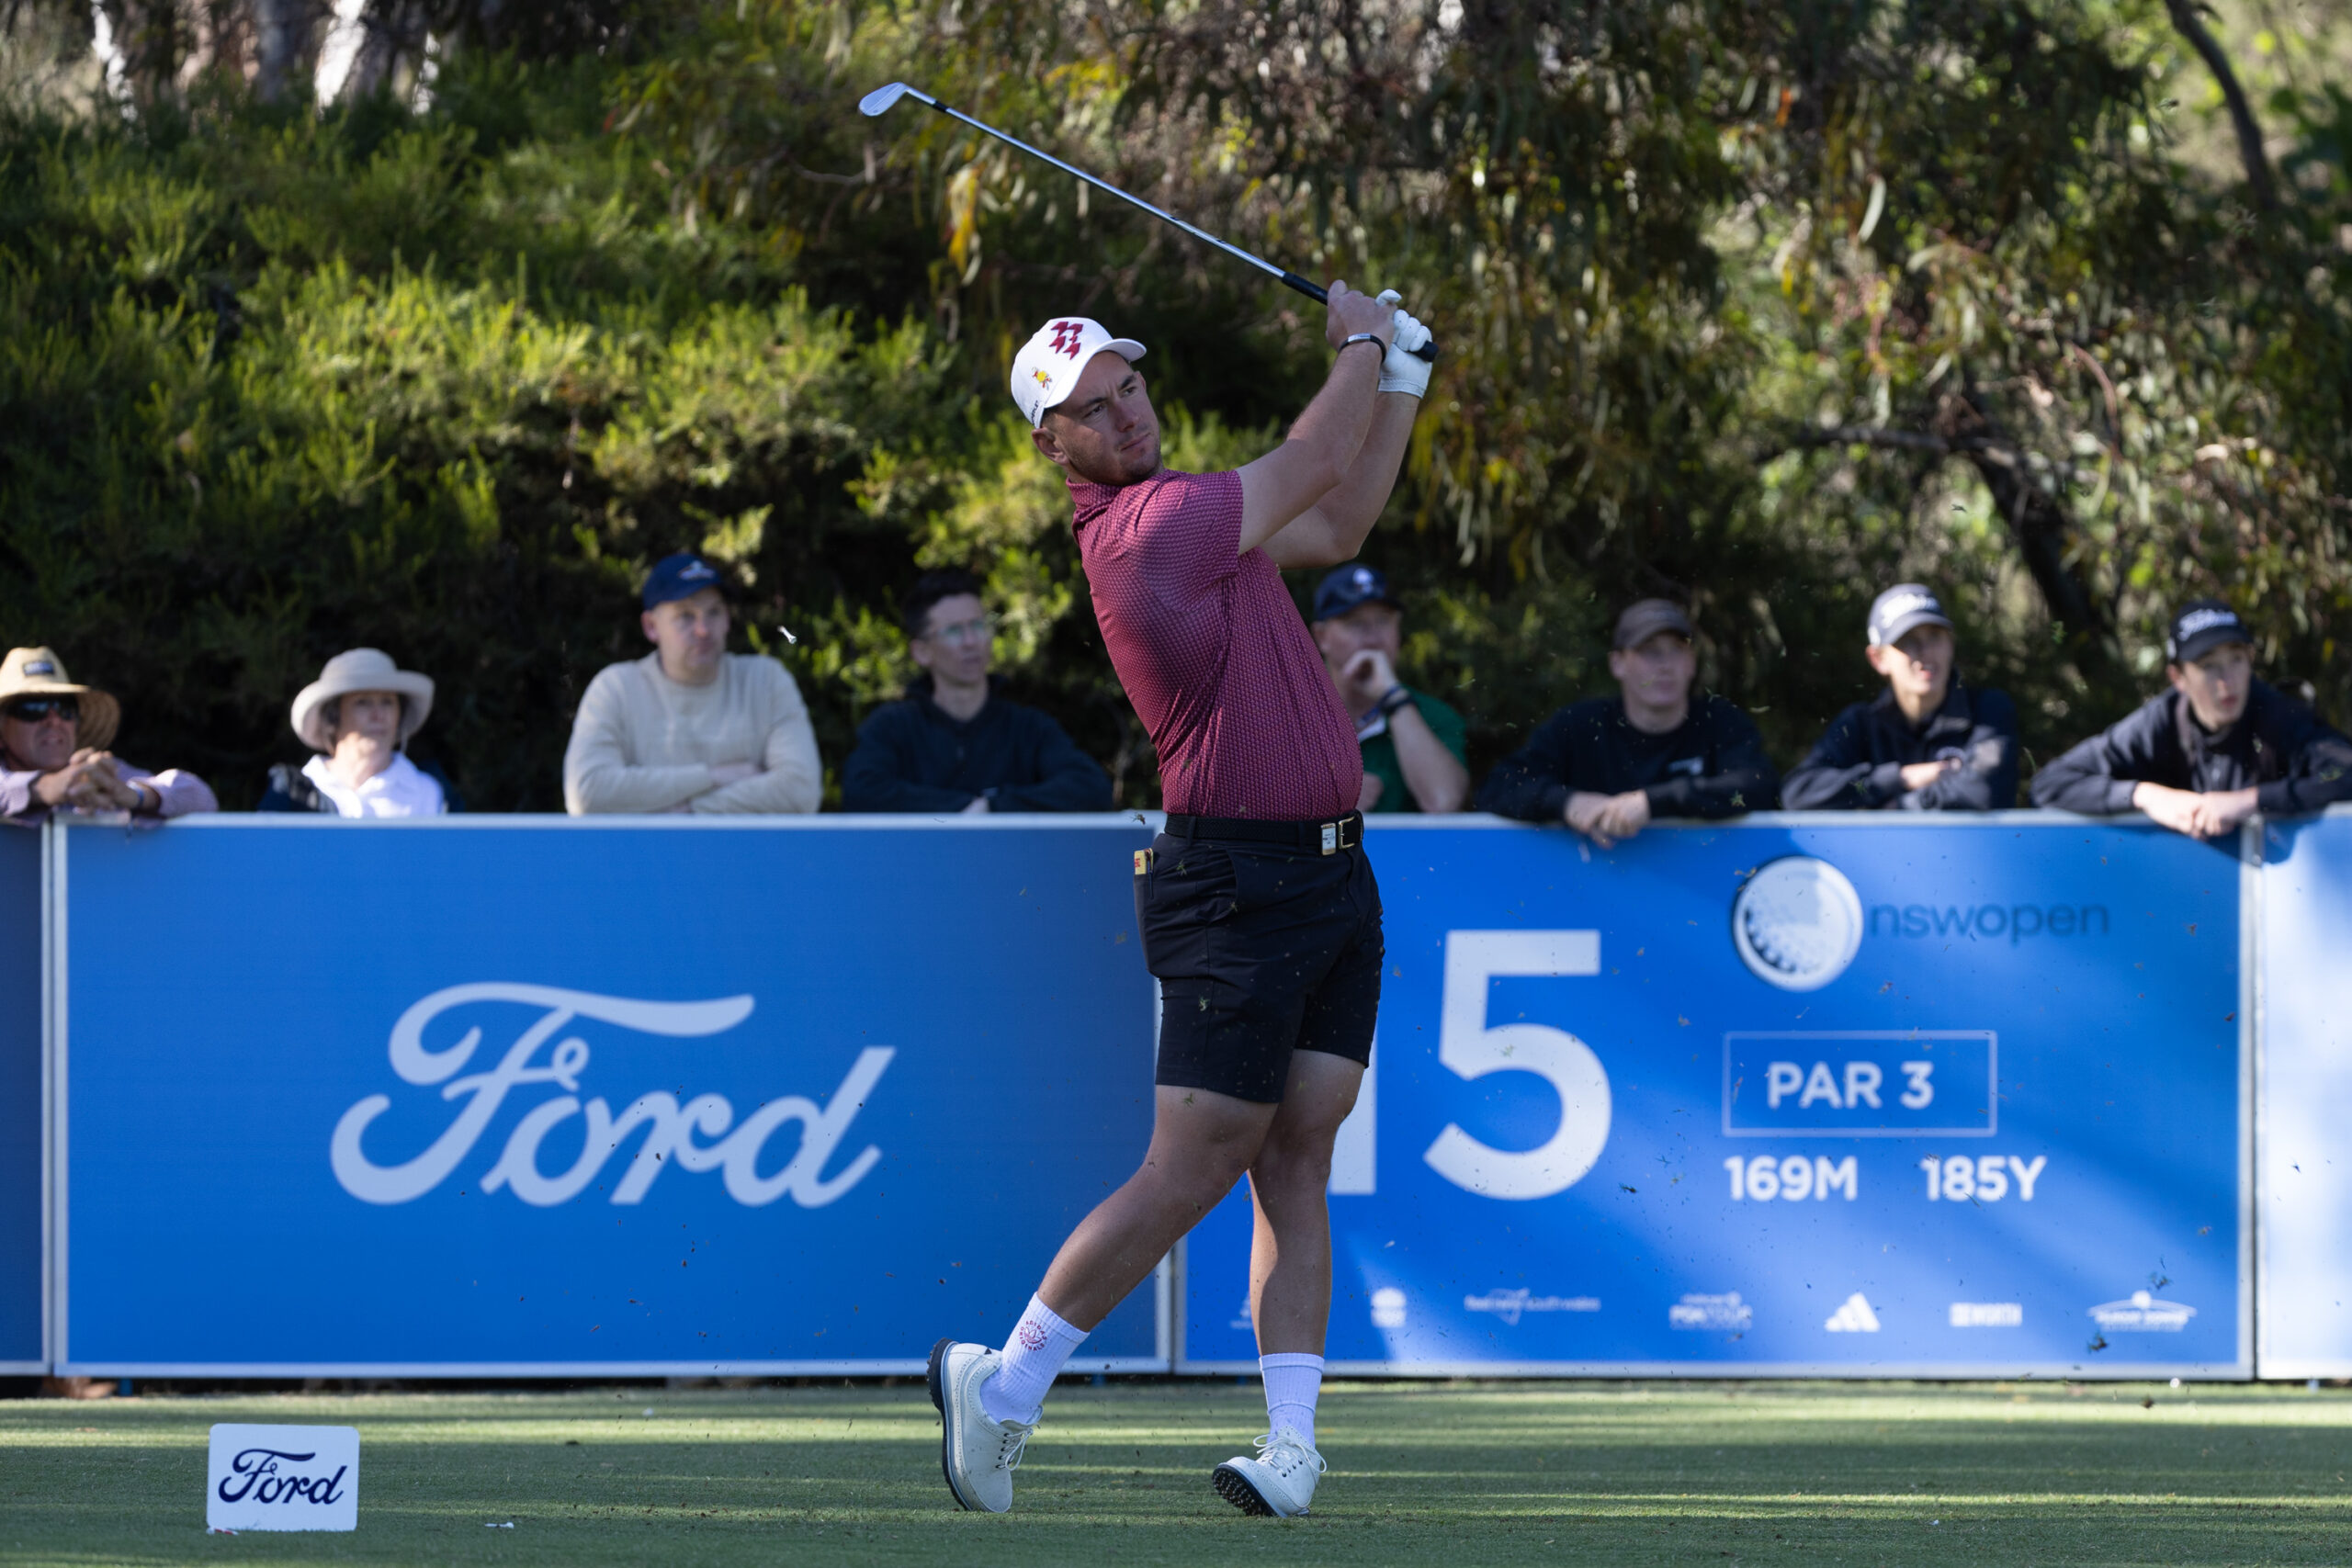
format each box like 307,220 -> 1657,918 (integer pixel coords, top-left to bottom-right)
980,1293 -> 1088,1427
1260,1351 -> 1324,1449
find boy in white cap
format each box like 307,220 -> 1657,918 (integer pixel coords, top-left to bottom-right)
927,287 -> 1431,1520
1781,583 -> 2019,811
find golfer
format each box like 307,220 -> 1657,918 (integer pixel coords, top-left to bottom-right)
927,286 -> 1431,1518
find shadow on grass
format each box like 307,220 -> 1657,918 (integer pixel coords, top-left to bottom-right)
0,1382 -> 2346,1566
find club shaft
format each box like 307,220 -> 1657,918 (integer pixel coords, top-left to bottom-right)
909,92 -> 1434,363
922,99 -> 1293,287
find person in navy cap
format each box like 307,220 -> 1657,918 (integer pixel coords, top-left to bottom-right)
1782,584 -> 2018,810
561,552 -> 821,814
1307,562 -> 1468,814
2030,597 -> 2352,839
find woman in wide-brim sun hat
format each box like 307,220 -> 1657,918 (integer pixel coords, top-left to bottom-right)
258,649 -> 448,818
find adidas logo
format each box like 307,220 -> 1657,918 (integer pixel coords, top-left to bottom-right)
1824,1292 -> 1881,1332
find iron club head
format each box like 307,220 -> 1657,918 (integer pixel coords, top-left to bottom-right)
858,82 -> 922,118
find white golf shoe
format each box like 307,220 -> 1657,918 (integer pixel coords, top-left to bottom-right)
926,1337 -> 1033,1513
1211,1430 -> 1327,1517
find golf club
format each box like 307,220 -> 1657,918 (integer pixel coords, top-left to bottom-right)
859,81 -> 1437,362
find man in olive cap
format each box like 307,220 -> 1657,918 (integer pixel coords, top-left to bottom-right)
1476,599 -> 1777,846
2031,598 -> 2352,838
0,647 -> 215,821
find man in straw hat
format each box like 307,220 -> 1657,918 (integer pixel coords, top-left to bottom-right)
0,647 -> 216,821
259,649 -> 449,817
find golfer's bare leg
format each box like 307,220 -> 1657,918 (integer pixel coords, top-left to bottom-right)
1246,1051 -> 1363,1354
1035,1084 -> 1276,1328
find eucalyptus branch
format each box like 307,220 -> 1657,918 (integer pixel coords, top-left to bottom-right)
2161,0 -> 2278,211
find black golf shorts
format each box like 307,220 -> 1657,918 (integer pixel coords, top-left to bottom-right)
1134,829 -> 1383,1104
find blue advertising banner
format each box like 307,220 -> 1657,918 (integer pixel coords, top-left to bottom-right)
2255,807 -> 2352,1379
0,826 -> 40,1371
55,818 -> 1161,1375
1182,816 -> 2251,1377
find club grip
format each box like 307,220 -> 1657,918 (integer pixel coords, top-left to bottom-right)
1278,270 -> 1329,304
1278,271 -> 1440,363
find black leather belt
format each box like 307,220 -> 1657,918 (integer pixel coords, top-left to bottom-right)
1163,811 -> 1363,855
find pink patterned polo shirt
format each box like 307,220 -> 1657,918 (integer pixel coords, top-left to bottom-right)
1069,468 -> 1362,819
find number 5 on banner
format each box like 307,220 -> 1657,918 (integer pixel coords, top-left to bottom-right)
1423,931 -> 1611,1201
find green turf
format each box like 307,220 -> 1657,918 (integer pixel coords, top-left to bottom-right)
1,1380 -> 2347,1565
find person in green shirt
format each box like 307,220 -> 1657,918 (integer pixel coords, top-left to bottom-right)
1308,563 -> 1470,814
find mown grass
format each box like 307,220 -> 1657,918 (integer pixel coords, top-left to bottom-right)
1,1380 -> 2347,1566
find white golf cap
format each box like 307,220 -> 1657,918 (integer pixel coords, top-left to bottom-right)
1010,317 -> 1147,426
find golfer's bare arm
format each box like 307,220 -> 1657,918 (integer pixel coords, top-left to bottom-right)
1237,287 -> 1395,560
1254,394 -> 1418,570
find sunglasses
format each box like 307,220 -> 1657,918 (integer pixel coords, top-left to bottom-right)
3,697 -> 78,724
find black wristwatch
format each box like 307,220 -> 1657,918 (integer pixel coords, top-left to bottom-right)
1376,684 -> 1413,717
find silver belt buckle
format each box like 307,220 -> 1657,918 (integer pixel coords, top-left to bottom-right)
1320,821 -> 1338,855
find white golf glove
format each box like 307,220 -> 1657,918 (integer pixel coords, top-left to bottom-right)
1373,289 -> 1433,398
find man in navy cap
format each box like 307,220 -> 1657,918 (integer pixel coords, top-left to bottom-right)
2030,597 -> 2352,838
1782,584 -> 2019,810
1307,563 -> 1468,815
562,551 -> 822,814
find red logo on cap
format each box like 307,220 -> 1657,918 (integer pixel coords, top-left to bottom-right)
1048,321 -> 1086,357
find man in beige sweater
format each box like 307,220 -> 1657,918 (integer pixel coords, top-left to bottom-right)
563,553 -> 823,814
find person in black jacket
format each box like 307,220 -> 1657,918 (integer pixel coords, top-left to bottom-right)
2030,598 -> 2352,839
1782,583 -> 2018,811
1476,598 -> 1778,846
841,570 -> 1113,814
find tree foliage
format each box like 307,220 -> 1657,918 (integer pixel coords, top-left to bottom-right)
0,0 -> 2344,808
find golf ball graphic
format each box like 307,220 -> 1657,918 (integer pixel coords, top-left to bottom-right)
1731,856 -> 1864,991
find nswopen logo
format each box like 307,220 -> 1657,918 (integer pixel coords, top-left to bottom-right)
1731,858 -> 1864,991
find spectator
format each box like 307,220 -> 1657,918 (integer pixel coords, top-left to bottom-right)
0,646 -> 216,822
562,553 -> 822,815
840,570 -> 1112,813
2030,598 -> 2352,839
1782,583 -> 2018,810
260,649 -> 452,817
1476,599 -> 1776,846
1307,563 -> 1469,814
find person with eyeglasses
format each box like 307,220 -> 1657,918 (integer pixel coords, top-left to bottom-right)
562,552 -> 822,815
841,569 -> 1111,813
0,647 -> 216,821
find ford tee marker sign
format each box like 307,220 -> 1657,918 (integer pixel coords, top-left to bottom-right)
206,1425 -> 357,1532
